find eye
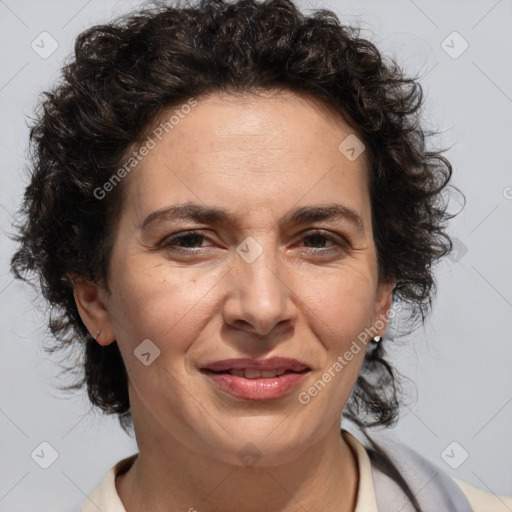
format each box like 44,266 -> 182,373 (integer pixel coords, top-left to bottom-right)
158,229 -> 348,256
159,231 -> 213,253
297,230 -> 348,253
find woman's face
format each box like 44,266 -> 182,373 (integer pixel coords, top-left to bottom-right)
82,90 -> 394,465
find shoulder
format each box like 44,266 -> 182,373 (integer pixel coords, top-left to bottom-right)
453,477 -> 512,512
343,428 -> 512,512
80,453 -> 138,512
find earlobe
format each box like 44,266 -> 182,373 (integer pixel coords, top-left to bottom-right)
69,274 -> 116,346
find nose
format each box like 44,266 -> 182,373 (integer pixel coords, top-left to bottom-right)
222,238 -> 297,339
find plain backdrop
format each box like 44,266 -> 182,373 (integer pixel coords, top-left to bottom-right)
0,0 -> 511,510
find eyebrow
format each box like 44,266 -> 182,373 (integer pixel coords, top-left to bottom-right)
140,202 -> 364,232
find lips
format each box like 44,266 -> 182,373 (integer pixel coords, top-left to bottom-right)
219,368 -> 293,378
200,357 -> 311,400
201,356 -> 310,373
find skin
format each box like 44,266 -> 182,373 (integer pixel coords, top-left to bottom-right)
73,89 -> 395,512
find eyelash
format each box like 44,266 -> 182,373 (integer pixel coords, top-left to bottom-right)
159,230 -> 348,255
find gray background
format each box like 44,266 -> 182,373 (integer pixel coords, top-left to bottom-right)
0,0 -> 511,510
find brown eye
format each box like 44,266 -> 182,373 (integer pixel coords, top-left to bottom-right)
160,231 -> 213,253
299,230 -> 347,253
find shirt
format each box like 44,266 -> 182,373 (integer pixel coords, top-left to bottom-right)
81,429 -> 512,511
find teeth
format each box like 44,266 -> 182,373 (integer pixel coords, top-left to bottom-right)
227,368 -> 288,378
244,368 -> 263,379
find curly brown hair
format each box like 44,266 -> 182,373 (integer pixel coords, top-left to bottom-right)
11,0 -> 457,456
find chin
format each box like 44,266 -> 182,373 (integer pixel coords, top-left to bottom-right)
201,424 -> 314,468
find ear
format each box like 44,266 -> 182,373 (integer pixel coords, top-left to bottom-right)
69,274 -> 116,346
371,278 -> 396,336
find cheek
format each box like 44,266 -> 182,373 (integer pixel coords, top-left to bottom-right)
289,267 -> 376,426
300,262 -> 377,346
107,252 -> 230,354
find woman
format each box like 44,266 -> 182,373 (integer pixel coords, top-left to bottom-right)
10,0 -> 511,510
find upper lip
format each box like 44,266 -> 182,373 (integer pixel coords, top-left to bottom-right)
201,357 -> 310,372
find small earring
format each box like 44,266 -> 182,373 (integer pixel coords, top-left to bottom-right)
95,330 -> 101,340
371,336 -> 382,343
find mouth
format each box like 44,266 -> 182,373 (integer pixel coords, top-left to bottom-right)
201,356 -> 310,374
200,357 -> 311,400
200,367 -> 310,379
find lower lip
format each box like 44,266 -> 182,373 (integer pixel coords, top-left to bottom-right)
201,370 -> 309,400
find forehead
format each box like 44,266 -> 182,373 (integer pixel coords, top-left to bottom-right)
121,90 -> 370,223
144,89 -> 363,163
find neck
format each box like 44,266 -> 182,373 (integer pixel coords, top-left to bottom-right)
116,423 -> 359,512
